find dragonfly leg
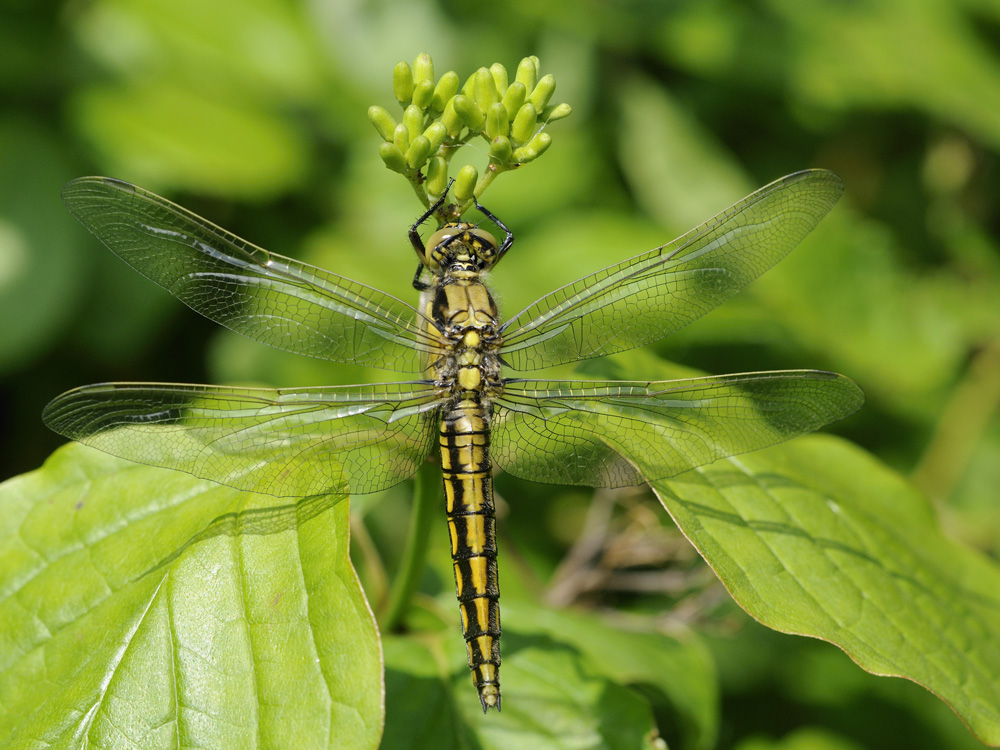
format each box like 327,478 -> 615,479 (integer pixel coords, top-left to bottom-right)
409,181 -> 453,257
412,261 -> 432,291
472,198 -> 514,261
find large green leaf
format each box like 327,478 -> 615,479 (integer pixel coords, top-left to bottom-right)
647,435 -> 1000,746
500,602 -> 718,750
377,596 -> 715,749
382,621 -> 663,750
0,444 -> 382,749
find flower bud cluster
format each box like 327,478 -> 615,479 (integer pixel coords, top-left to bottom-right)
368,53 -> 570,213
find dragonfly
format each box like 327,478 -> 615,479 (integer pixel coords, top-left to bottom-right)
44,169 -> 863,712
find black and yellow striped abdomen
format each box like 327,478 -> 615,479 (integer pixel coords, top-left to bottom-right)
440,395 -> 501,711
420,234 -> 506,711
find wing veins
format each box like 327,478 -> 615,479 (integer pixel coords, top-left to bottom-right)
43,381 -> 444,497
492,370 -> 863,487
62,177 -> 442,371
499,170 -> 844,370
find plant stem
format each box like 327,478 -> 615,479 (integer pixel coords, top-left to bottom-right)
380,462 -> 440,632
474,163 -> 502,198
912,339 -> 1000,502
408,174 -> 431,209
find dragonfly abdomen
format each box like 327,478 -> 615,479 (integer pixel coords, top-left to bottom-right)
439,395 -> 501,712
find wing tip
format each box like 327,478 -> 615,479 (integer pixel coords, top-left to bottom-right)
780,168 -> 845,200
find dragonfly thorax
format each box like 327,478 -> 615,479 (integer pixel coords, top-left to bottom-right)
422,222 -> 499,277
428,278 -> 503,396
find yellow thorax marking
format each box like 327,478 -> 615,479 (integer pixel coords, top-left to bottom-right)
458,367 -> 482,390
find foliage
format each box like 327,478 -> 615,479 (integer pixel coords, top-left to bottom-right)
1,1 -> 1000,749
0,445 -> 382,748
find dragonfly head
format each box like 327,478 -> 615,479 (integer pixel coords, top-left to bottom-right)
423,222 -> 499,276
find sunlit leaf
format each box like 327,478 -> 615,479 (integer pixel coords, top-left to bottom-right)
0,444 -> 382,750
648,435 -> 1000,746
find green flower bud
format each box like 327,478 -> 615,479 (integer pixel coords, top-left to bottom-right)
393,122 -> 409,154
474,67 -> 499,111
511,102 -> 537,145
405,134 -> 432,169
393,61 -> 414,105
513,132 -> 551,163
528,74 -> 556,111
368,105 -> 396,142
402,104 -> 423,142
454,164 -> 478,202
431,71 -> 460,112
488,135 -> 513,165
529,131 -> 552,153
453,95 -> 485,130
489,63 -> 508,94
373,55 -> 566,210
500,82 -> 526,122
485,102 -> 509,140
422,121 -> 447,152
441,98 -> 463,136
379,142 -> 407,173
426,156 -> 449,197
541,102 -> 572,122
514,56 -> 538,92
413,52 -> 434,85
461,72 -> 476,97
412,80 -> 434,109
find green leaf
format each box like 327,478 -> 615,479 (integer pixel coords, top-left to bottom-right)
0,444 -> 382,749
383,626 -> 662,749
71,83 -> 307,198
502,602 -> 718,750
74,0 -> 328,105
616,73 -> 749,233
775,0 -> 1000,151
734,727 -> 865,750
646,435 -> 1000,746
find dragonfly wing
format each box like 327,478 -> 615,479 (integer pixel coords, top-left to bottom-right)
492,371 -> 863,487
500,170 -> 843,371
43,381 -> 443,497
62,177 -> 439,373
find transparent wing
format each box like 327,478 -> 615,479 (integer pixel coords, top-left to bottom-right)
492,371 -> 864,487
499,170 -> 843,371
43,381 -> 444,497
62,177 -> 440,373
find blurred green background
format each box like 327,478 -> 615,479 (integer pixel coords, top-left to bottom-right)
1,1 -> 998,748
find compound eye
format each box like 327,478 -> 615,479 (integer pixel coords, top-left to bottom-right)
468,228 -> 499,262
426,225 -> 461,254
421,224 -> 461,271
